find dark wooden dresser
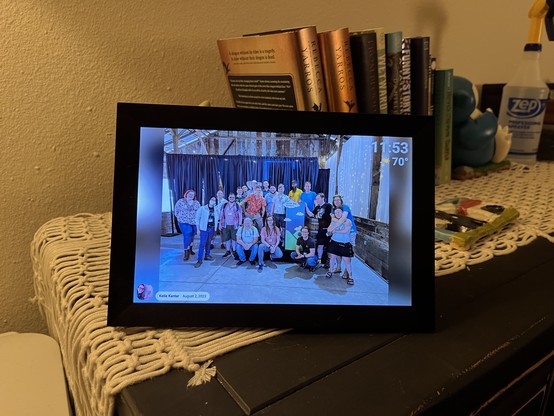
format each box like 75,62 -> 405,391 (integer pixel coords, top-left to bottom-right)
116,237 -> 554,415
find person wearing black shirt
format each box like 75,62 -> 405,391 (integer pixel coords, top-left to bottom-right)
290,226 -> 318,271
307,193 -> 333,268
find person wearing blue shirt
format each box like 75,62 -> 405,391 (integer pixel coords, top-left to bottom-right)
299,181 -> 317,211
235,217 -> 260,266
264,184 -> 276,217
329,194 -> 357,279
331,194 -> 357,241
194,196 -> 219,268
261,180 -> 271,197
325,208 -> 354,285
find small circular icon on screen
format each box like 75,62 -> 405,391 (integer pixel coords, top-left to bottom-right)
136,283 -> 153,300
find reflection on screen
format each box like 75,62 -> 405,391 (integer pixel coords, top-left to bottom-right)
133,127 -> 413,307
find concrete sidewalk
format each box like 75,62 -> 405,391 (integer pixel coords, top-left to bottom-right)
158,235 -> 389,306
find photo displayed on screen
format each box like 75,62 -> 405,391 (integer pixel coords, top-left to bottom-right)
133,127 -> 413,307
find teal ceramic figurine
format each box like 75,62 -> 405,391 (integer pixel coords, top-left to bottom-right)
451,76 -> 512,179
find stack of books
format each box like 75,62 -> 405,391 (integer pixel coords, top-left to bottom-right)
217,25 -> 453,184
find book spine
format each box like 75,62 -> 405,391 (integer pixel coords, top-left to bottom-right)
385,31 -> 403,115
350,32 -> 380,114
318,28 -> 358,113
399,37 -> 411,115
409,36 -> 430,116
433,68 -> 454,185
428,56 -> 437,115
296,27 -> 328,112
374,29 -> 388,114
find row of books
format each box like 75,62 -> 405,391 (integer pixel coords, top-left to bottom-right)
216,25 -> 454,184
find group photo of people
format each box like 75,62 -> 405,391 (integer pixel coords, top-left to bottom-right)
156,132 -> 392,306
173,178 -> 357,285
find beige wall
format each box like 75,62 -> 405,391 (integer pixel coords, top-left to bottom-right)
2,0 -> 553,333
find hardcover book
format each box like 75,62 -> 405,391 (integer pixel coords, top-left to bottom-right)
433,68 -> 454,185
217,32 -> 312,111
409,36 -> 431,116
385,31 -> 403,115
351,28 -> 387,114
350,31 -> 380,114
318,27 -> 358,113
243,26 -> 328,112
399,37 -> 412,115
428,56 -> 437,115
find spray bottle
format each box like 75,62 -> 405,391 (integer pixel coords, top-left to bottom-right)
497,0 -> 553,164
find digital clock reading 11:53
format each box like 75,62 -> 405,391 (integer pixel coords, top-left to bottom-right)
371,140 -> 410,167
371,140 -> 410,154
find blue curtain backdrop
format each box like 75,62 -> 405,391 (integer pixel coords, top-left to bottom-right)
166,154 -> 322,207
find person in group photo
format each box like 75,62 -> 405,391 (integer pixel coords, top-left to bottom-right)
214,189 -> 228,249
264,184 -> 277,220
235,186 -> 245,204
220,192 -> 242,260
241,184 -> 266,231
288,179 -> 302,202
299,181 -> 317,211
270,183 -> 291,246
257,215 -> 283,273
246,180 -> 258,196
325,208 -> 355,285
330,194 -> 357,246
194,196 -> 219,268
174,189 -> 200,261
328,194 -> 357,277
290,226 -> 318,271
241,184 -> 250,198
306,192 -> 333,268
235,217 -> 259,266
262,180 -> 270,196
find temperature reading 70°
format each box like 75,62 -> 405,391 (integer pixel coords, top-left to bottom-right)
392,157 -> 408,166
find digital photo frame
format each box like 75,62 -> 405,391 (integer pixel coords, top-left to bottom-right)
107,103 -> 435,332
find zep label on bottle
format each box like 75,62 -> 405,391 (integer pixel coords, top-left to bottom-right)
505,96 -> 548,157
506,97 -> 547,119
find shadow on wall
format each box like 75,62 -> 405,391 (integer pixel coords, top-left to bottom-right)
411,0 -> 448,54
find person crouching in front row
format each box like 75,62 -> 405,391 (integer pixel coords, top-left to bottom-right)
236,217 -> 259,266
290,226 -> 318,272
194,196 -> 219,268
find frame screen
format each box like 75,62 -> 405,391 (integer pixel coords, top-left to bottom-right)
108,103 -> 435,331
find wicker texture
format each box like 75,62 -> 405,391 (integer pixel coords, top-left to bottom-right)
435,162 -> 554,276
31,213 -> 287,416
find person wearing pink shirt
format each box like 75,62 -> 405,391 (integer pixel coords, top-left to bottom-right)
257,216 -> 284,272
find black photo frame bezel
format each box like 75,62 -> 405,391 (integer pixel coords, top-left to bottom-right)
107,103 -> 435,332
